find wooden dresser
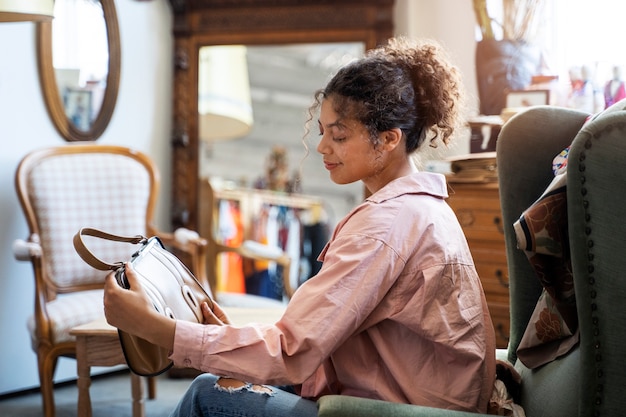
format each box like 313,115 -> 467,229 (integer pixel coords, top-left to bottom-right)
446,181 -> 510,348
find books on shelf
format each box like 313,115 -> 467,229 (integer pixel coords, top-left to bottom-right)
445,152 -> 497,183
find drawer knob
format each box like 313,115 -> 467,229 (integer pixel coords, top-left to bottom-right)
495,269 -> 509,288
493,216 -> 504,234
495,323 -> 510,343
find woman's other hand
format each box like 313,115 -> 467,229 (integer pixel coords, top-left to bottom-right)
103,262 -> 176,351
201,300 -> 231,325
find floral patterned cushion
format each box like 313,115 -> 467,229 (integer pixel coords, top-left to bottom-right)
513,171 -> 578,368
510,113 -> 603,369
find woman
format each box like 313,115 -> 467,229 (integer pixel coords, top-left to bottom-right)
103,37 -> 496,416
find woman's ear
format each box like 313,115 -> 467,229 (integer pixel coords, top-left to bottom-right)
381,128 -> 403,151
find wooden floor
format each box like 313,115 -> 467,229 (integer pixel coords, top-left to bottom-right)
0,370 -> 193,417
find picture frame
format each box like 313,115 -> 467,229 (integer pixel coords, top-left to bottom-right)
505,89 -> 550,108
64,87 -> 93,131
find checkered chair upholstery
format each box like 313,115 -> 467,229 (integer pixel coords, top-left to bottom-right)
14,144 -> 209,417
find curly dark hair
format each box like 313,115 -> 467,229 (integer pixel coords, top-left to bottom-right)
308,37 -> 464,152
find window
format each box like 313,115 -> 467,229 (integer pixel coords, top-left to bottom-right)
548,0 -> 626,84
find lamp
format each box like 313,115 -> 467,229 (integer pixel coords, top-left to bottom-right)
198,45 -> 253,142
0,0 -> 53,22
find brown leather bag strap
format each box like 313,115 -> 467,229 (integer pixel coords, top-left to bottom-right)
73,227 -> 147,271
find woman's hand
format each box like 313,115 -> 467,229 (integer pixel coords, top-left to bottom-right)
201,299 -> 231,325
103,262 -> 176,351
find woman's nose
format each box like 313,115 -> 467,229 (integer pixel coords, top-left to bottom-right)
316,133 -> 329,155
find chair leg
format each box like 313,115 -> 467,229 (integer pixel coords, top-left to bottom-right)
147,376 -> 157,399
131,373 -> 145,417
38,351 -> 58,417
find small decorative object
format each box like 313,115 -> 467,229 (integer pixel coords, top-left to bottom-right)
266,146 -> 290,191
255,145 -> 301,193
604,65 -> 626,109
505,89 -> 550,108
567,65 -> 599,113
64,88 -> 93,131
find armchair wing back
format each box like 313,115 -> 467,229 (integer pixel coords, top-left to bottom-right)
497,100 -> 626,416
496,105 -> 588,417
566,101 -> 626,416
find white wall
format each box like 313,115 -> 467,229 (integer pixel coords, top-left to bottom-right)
0,0 -> 479,395
394,0 -> 478,158
0,0 -> 173,395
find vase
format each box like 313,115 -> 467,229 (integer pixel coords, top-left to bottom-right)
475,39 -> 542,115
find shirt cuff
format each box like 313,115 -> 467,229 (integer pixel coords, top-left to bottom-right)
168,320 -> 206,369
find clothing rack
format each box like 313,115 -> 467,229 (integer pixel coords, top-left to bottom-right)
208,180 -> 325,237
198,178 -> 326,296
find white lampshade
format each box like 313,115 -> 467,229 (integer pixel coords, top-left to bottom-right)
0,0 -> 53,22
198,45 -> 253,142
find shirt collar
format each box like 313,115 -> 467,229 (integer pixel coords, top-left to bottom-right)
365,172 -> 449,204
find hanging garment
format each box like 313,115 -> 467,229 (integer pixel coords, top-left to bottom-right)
302,221 -> 328,280
284,208 -> 302,294
216,200 -> 246,293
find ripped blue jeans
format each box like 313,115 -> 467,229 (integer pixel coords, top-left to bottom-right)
169,373 -> 319,417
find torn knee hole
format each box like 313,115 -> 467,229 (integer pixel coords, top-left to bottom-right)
215,377 -> 273,394
216,377 -> 247,390
250,384 -> 273,394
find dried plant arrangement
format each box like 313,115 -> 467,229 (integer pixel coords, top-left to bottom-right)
473,0 -> 547,42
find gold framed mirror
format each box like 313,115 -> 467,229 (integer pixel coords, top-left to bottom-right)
170,0 -> 394,232
37,0 -> 120,142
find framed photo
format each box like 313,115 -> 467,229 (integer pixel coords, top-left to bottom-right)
64,88 -> 93,131
505,89 -> 550,108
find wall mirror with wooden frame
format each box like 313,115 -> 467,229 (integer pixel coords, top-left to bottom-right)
170,0 -> 395,235
37,0 -> 121,142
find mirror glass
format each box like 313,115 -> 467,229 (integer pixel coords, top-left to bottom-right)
38,0 -> 120,141
199,42 -> 365,223
53,0 -> 107,131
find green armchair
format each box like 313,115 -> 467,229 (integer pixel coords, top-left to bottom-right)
318,99 -> 626,416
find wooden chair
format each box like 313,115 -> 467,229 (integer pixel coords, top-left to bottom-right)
13,144 -> 209,417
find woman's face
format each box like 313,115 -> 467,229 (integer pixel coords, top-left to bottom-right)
316,98 -> 381,186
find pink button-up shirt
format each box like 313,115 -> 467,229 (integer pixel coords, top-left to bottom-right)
171,172 -> 496,413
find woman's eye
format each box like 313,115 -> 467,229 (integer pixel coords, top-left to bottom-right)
333,137 -> 346,143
